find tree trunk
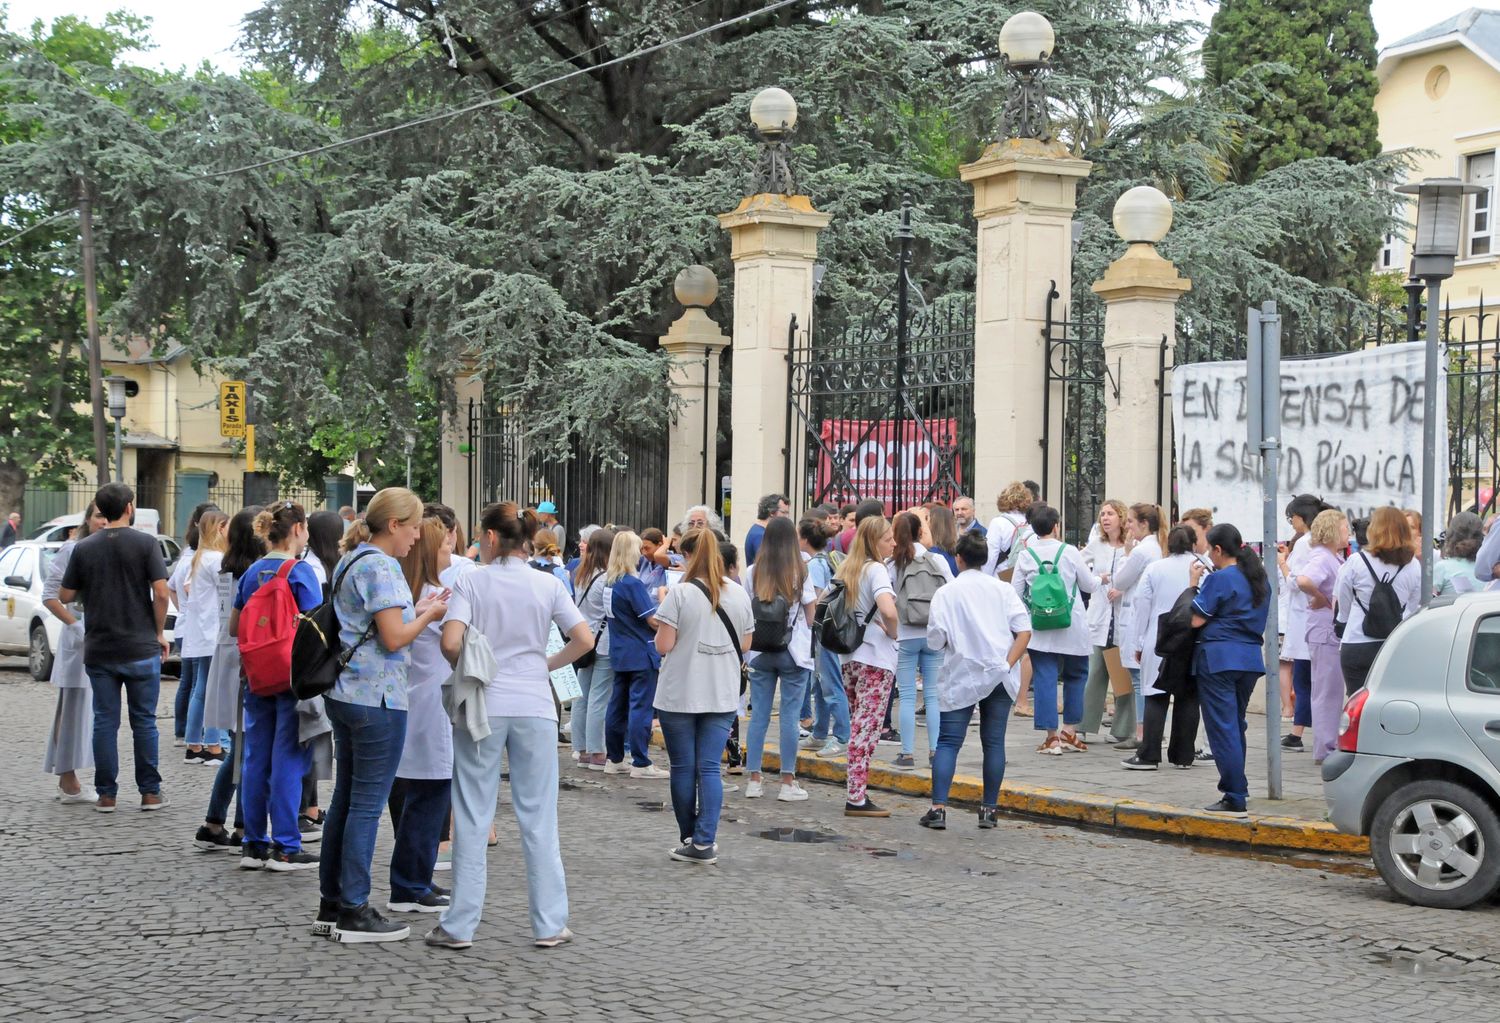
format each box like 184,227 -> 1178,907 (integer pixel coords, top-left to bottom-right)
0,462 -> 28,522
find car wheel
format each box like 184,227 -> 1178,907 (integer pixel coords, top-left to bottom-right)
1370,779 -> 1500,909
28,624 -> 53,681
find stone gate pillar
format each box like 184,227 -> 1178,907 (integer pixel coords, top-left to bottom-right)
960,138 -> 1090,515
718,198 -> 830,550
1090,186 -> 1190,511
659,266 -> 730,524
440,365 -> 483,532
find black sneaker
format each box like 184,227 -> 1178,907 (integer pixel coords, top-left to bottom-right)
892,753 -> 916,770
977,806 -> 999,829
429,883 -> 451,898
267,848 -> 320,872
918,808 -> 947,830
1280,734 -> 1304,751
310,898 -> 339,937
386,891 -> 451,913
1121,755 -> 1159,771
668,843 -> 719,865
239,843 -> 270,870
844,798 -> 891,818
194,824 -> 234,851
878,728 -> 901,746
184,749 -> 206,765
298,814 -> 323,843
229,830 -> 243,848
333,903 -> 410,944
1203,799 -> 1248,819
1195,749 -> 1215,762
199,749 -> 226,766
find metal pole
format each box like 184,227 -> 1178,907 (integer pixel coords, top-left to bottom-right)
894,196 -> 913,511
112,416 -> 123,481
1421,277 -> 1442,605
78,176 -> 109,485
1259,301 -> 1284,800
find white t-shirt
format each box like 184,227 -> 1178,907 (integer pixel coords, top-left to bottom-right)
653,580 -> 753,713
1010,537 -> 1097,656
1334,552 -> 1421,646
925,570 -> 1031,710
846,561 -> 898,672
400,582 -> 454,779
984,512 -> 1029,576
442,557 -> 585,720
742,564 -> 818,670
178,550 -> 224,658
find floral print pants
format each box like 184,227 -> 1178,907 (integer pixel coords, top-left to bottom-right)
842,660 -> 895,804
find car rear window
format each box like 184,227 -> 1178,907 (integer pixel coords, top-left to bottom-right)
1468,616 -> 1500,693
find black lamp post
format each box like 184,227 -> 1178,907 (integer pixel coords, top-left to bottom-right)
104,375 -> 129,482
1394,177 -> 1485,604
998,11 -> 1055,142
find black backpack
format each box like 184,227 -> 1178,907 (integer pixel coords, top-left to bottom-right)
1357,552 -> 1405,640
750,592 -> 793,653
289,550 -> 377,700
814,578 -> 867,655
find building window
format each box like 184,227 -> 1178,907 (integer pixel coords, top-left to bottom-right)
1377,229 -> 1405,271
1468,150 -> 1495,258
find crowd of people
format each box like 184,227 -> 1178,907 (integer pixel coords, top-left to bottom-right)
35,475 -> 1490,948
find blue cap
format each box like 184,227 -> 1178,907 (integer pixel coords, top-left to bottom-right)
536,501 -> 558,515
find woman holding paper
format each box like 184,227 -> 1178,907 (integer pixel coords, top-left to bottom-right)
429,504 -> 593,951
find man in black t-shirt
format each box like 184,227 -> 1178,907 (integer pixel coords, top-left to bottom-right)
60,483 -> 171,812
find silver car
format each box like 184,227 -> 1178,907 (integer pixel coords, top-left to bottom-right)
1323,591 -> 1500,909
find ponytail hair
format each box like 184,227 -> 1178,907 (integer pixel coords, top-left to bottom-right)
479,501 -> 529,558
1206,523 -> 1268,606
1130,502 -> 1166,550
254,501 -> 306,547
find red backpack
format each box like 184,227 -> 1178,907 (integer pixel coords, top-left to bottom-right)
239,559 -> 299,697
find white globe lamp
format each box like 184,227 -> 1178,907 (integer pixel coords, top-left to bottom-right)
674,265 -> 718,309
749,88 -> 798,136
999,11 -> 1055,69
1112,185 -> 1174,245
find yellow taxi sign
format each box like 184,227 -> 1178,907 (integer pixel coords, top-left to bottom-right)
220,381 -> 248,438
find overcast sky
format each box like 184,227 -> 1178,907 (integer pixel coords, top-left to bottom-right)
0,0 -> 1488,72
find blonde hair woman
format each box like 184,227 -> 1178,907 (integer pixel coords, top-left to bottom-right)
314,487 -> 449,944
837,515 -> 900,817
653,529 -> 754,863
1079,500 -> 1133,744
985,481 -> 1036,580
182,510 -> 230,762
602,530 -> 666,778
1295,510 -> 1348,763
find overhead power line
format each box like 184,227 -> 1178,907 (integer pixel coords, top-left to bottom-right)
0,209 -> 79,249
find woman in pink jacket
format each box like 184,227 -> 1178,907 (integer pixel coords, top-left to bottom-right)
1295,510 -> 1348,764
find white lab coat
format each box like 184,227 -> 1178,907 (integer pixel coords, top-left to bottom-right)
1111,535 -> 1161,669
1128,553 -> 1197,698
1080,537 -> 1127,647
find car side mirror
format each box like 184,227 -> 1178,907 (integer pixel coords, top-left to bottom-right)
4,575 -> 28,589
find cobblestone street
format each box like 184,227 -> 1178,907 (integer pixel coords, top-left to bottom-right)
3,668 -> 1499,1023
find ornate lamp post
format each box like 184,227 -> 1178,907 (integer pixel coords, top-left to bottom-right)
747,87 -> 799,196
1394,177 -> 1484,603
998,11 -> 1056,142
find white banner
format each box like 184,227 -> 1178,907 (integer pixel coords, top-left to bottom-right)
1171,341 -> 1446,544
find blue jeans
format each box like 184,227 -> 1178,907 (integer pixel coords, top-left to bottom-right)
87,656 -> 163,798
812,645 -> 850,743
388,777 -> 452,903
182,655 -> 227,748
896,638 -> 943,755
658,710 -> 736,846
1029,650 -> 1088,732
321,700 -> 407,910
442,717 -> 567,942
931,683 -> 1013,806
606,667 -> 658,768
205,728 -> 242,829
746,650 -> 811,776
173,661 -> 192,740
242,690 -> 309,853
1292,659 -> 1312,728
1198,669 -> 1260,809
573,655 -> 613,755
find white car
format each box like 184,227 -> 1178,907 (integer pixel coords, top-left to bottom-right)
26,514 -> 181,573
0,540 -> 178,681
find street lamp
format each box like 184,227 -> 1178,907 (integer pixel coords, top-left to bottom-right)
1394,176 -> 1485,604
104,375 -> 129,482
403,429 -> 416,489
998,11 -> 1055,142
1112,185 -> 1174,245
747,87 -> 799,197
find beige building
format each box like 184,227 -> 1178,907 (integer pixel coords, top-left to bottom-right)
1375,8 -> 1500,315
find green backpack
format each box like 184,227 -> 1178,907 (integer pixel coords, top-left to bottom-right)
1025,547 -> 1076,631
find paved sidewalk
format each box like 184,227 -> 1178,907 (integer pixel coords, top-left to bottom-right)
743,685 -> 1365,855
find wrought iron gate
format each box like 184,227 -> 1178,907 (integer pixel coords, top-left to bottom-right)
786,199 -> 975,515
1041,283 -> 1108,542
467,401 -> 668,553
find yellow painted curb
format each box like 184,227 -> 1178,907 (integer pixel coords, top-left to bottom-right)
759,750 -> 1370,857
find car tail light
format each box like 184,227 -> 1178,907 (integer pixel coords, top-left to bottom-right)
1337,689 -> 1369,753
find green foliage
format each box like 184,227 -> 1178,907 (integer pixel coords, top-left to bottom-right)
1204,0 -> 1382,180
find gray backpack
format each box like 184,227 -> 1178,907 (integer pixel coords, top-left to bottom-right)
895,554 -> 947,627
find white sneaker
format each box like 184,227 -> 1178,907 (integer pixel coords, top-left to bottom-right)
629,764 -> 670,780
816,739 -> 844,759
570,750 -> 580,761
603,760 -> 627,775
745,780 -> 764,798
778,782 -> 809,802
57,784 -> 97,805
798,734 -> 823,751
798,727 -> 812,739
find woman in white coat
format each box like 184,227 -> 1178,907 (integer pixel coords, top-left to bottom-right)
41,503 -> 108,803
1079,500 -> 1132,744
1108,503 -> 1164,751
1122,524 -> 1202,770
